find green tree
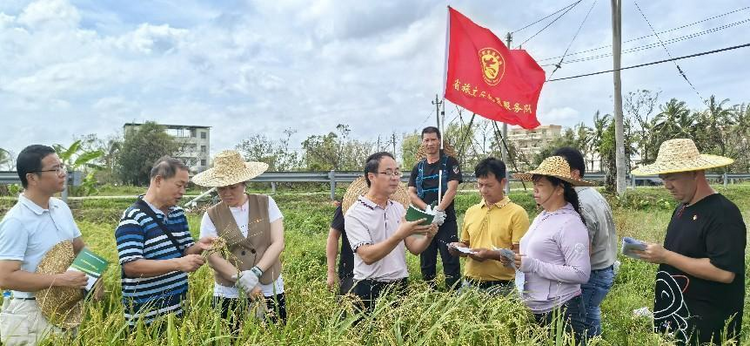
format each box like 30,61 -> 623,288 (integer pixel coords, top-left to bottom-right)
400,132 -> 422,170
0,148 -> 12,170
237,129 -> 301,171
533,128 -> 578,166
302,124 -> 373,171
52,140 -> 104,196
591,111 -> 611,172
624,89 -> 660,165
118,122 -> 180,185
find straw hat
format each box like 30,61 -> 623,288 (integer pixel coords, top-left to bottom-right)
415,141 -> 457,161
35,241 -> 84,329
341,176 -> 411,213
632,138 -> 733,175
513,156 -> 594,186
192,150 -> 269,187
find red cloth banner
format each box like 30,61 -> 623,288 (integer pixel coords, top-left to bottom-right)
444,6 -> 545,129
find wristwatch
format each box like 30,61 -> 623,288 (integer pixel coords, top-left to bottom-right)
250,266 -> 264,277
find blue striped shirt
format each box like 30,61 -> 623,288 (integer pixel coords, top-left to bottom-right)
115,200 -> 194,326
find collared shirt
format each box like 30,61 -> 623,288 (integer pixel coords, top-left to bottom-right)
115,197 -> 194,326
0,194 -> 82,298
199,195 -> 285,298
576,187 -> 618,270
461,196 -> 529,281
519,203 -> 591,314
345,196 -> 408,282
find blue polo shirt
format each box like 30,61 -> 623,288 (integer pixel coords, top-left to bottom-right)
0,194 -> 82,298
115,199 -> 194,326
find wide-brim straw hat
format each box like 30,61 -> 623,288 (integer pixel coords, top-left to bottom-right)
415,141 -> 457,161
36,241 -> 84,329
513,156 -> 594,186
632,138 -> 733,175
342,176 -> 411,213
192,150 -> 269,187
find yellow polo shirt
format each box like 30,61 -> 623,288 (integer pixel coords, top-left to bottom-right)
460,197 -> 530,281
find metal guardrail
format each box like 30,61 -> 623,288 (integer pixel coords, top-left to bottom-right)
3,171 -> 748,202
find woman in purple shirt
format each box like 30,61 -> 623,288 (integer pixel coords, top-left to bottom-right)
512,156 -> 593,344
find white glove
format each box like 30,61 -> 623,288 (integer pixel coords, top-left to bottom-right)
233,269 -> 260,294
432,208 -> 446,226
424,205 -> 433,213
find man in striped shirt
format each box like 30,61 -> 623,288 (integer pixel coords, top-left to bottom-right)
115,157 -> 215,327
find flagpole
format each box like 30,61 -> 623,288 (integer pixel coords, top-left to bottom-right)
437,6 -> 451,208
503,32 -> 513,196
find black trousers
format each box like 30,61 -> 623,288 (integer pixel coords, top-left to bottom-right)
420,219 -> 461,289
352,278 -> 408,313
212,293 -> 287,332
338,274 -> 354,296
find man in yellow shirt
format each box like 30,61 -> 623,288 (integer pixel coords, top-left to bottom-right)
449,157 -> 530,294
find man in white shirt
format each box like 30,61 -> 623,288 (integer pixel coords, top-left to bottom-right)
0,145 -> 89,346
345,152 -> 437,312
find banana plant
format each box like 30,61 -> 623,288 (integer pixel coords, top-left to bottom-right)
53,140 -> 104,196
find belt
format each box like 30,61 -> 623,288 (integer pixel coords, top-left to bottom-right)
357,278 -> 407,284
11,297 -> 36,301
592,264 -> 614,272
466,279 -> 512,289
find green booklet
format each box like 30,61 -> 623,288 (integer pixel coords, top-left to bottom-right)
67,247 -> 109,292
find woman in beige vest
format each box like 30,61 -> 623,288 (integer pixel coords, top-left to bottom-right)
192,150 -> 286,330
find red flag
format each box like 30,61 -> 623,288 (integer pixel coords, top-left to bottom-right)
443,7 -> 545,129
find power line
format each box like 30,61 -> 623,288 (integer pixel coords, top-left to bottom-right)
537,5 -> 750,62
546,42 -> 750,82
540,18 -> 750,66
633,0 -> 705,103
547,0 -> 599,81
518,0 -> 583,47
511,0 -> 582,34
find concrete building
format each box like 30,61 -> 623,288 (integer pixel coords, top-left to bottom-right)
507,124 -> 563,164
123,123 -> 211,173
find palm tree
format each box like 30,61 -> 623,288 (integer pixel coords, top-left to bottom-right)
592,111 -> 611,172
699,95 -> 733,156
654,98 -> 692,138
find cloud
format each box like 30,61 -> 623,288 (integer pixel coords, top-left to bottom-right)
0,0 -> 748,159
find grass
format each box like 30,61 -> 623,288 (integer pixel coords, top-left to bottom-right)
0,185 -> 748,345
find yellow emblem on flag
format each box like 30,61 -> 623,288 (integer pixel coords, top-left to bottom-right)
478,47 -> 505,86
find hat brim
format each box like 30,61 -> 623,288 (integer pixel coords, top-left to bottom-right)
341,177 -> 411,213
192,162 -> 269,187
632,155 -> 734,176
513,172 -> 595,186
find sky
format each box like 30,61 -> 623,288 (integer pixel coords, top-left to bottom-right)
1,0 -> 748,158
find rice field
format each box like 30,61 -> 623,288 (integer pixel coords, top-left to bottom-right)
0,184 -> 748,345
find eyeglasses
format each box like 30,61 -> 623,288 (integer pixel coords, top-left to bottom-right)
34,164 -> 66,176
376,169 -> 403,178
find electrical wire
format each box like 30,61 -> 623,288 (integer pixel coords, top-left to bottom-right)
546,0 -> 599,81
517,0 -> 583,47
536,6 -> 750,62
633,0 -> 705,103
539,18 -> 750,66
511,0 -> 582,34
546,42 -> 750,82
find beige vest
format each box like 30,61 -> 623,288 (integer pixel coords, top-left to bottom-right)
207,194 -> 281,286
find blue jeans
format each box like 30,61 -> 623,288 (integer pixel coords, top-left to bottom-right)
534,294 -> 588,345
580,265 -> 615,338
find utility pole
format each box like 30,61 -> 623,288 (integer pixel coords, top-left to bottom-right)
611,0 -> 626,196
431,94 -> 443,128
